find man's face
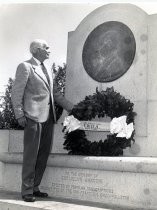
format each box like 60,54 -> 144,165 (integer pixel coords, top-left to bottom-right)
38,43 -> 51,61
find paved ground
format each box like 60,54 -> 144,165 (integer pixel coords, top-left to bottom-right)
0,190 -> 120,210
0,190 -> 154,210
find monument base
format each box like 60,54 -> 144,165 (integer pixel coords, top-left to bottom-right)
0,153 -> 157,210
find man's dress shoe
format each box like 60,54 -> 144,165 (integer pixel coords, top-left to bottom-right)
33,191 -> 48,198
22,194 -> 36,202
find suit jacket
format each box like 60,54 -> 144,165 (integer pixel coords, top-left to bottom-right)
11,57 -> 73,123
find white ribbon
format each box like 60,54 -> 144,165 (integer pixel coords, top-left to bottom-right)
63,115 -> 134,139
63,115 -> 81,133
110,115 -> 134,139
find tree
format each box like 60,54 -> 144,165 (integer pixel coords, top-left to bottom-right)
0,111 -> 4,129
52,63 -> 66,120
52,63 -> 66,95
0,78 -> 21,129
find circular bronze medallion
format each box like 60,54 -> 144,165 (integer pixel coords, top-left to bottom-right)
82,21 -> 136,82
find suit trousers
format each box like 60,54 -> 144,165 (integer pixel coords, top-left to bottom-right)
21,114 -> 54,196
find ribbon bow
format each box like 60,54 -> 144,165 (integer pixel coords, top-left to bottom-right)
63,115 -> 81,133
110,115 -> 134,139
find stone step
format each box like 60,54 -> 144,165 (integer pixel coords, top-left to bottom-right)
0,190 -> 125,210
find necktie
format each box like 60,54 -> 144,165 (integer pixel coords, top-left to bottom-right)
40,63 -> 50,85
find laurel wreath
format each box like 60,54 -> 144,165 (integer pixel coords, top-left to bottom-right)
63,87 -> 136,156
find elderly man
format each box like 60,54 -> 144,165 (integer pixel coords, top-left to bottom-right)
11,39 -> 73,202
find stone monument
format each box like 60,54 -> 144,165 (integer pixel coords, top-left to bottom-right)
0,4 -> 157,210
52,3 -> 157,157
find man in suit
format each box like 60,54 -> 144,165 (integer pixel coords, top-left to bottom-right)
11,39 -> 73,202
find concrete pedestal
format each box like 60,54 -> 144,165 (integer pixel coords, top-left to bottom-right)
0,129 -> 157,209
0,153 -> 157,210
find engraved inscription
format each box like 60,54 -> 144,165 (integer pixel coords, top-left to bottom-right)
62,171 -> 103,184
41,170 -> 130,201
50,182 -> 129,201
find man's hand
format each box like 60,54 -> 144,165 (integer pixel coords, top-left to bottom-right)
18,116 -> 27,127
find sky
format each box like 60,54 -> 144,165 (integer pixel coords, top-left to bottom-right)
1,1 -> 157,94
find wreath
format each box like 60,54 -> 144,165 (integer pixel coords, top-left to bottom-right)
63,87 -> 136,156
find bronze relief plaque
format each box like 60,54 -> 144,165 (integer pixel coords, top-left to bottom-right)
82,21 -> 136,82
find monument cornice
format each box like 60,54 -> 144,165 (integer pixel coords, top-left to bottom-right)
0,152 -> 157,174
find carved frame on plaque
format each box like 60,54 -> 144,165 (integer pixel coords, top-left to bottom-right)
82,21 -> 136,82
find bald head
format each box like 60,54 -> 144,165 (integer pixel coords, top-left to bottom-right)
30,39 -> 50,62
30,39 -> 48,55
